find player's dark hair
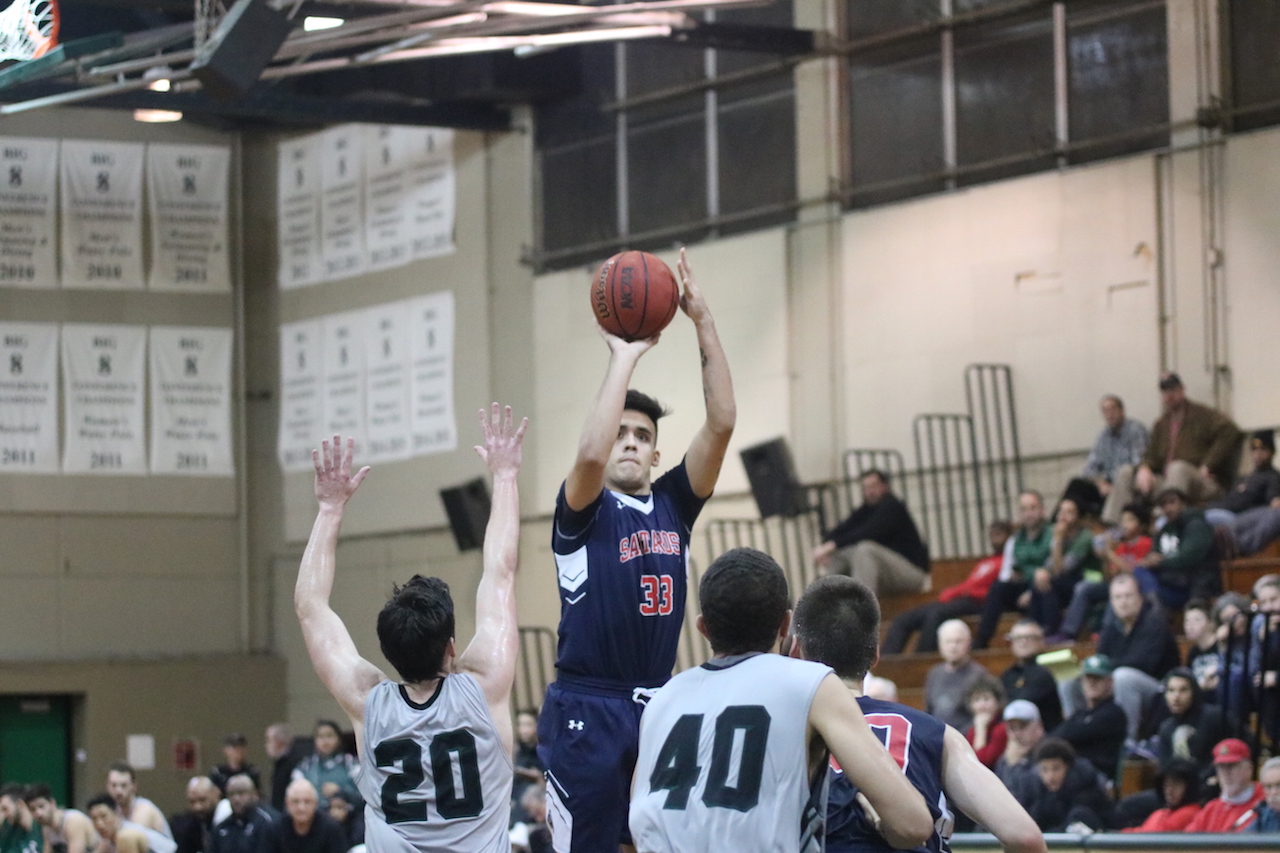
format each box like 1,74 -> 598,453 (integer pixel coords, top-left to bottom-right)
859,468 -> 889,486
22,784 -> 52,804
377,574 -> 455,683
699,548 -> 790,655
106,761 -> 135,780
1033,737 -> 1076,765
624,389 -> 669,436
792,575 -> 881,681
85,793 -> 117,813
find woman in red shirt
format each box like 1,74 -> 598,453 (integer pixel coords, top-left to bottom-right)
963,674 -> 1008,768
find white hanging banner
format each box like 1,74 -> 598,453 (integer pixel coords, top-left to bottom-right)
277,136 -> 322,289
149,326 -> 234,476
405,128 -> 456,261
322,310 -> 367,450
278,319 -> 324,471
146,144 -> 232,292
409,291 -> 456,455
60,140 -> 145,290
0,322 -> 59,472
363,125 -> 414,272
0,137 -> 59,289
320,125 -> 366,281
62,324 -> 147,474
364,303 -> 412,462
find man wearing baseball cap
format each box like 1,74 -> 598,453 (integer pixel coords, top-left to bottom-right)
1184,738 -> 1264,832
1052,654 -> 1128,778
995,700 -> 1047,806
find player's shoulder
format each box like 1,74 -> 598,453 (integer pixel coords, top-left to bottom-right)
857,696 -> 945,728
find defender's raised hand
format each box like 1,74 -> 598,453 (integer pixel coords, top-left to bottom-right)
677,246 -> 709,323
474,403 -> 529,477
312,435 -> 370,510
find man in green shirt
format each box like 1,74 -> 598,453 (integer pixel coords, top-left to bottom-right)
0,785 -> 45,853
975,490 -> 1054,649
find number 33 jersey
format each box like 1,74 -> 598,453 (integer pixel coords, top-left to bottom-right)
630,653 -> 833,853
358,676 -> 513,853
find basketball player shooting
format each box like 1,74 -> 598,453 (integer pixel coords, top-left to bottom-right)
540,248 -> 736,853
294,404 -> 528,853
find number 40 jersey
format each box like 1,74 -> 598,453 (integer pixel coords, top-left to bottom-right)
357,676 -> 513,853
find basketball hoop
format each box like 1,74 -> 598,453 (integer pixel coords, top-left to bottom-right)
0,0 -> 59,60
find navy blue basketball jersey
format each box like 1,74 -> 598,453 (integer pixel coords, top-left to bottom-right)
552,459 -> 706,686
826,696 -> 952,853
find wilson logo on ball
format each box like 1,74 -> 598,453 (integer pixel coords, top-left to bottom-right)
590,250 -> 679,341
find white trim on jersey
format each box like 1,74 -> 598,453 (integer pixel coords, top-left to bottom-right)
545,774 -> 574,853
610,489 -> 655,514
556,547 -> 589,597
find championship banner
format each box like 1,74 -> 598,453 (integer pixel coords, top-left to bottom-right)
62,323 -> 147,474
0,322 -> 59,472
405,128 -> 456,261
363,125 -> 414,272
149,326 -> 234,476
278,319 -> 324,471
364,304 -> 411,462
60,140 -> 146,290
409,291 -> 457,455
277,136 -> 322,289
322,310 -> 367,450
320,126 -> 366,281
146,144 -> 232,292
0,137 -> 59,289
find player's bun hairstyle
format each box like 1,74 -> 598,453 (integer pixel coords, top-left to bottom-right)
792,575 -> 880,681
698,548 -> 790,656
377,575 -> 456,684
22,783 -> 52,804
1032,737 -> 1076,765
624,389 -> 669,436
85,792 -> 118,812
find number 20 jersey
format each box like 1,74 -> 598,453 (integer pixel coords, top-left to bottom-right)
630,653 -> 833,853
357,676 -> 513,853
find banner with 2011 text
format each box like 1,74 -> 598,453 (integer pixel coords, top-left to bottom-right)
146,144 -> 232,292
150,326 -> 234,476
61,323 -> 147,474
0,322 -> 59,472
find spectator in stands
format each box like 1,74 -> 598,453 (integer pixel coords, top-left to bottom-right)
1000,620 -> 1064,730
1182,600 -> 1220,696
264,782 -> 343,853
291,722 -> 360,812
1,785 -> 44,853
995,700 -> 1046,806
812,469 -> 930,597
87,794 -> 150,853
1053,503 -> 1153,643
1209,430 -> 1280,556
106,763 -> 172,841
210,735 -> 260,799
1052,654 -> 1128,779
1185,738 -> 1265,832
511,709 -> 543,825
1024,739 -> 1112,833
170,778 -> 219,853
264,726 -> 309,814
1248,757 -> 1280,833
1086,395 -> 1151,524
509,782 -> 551,853
1120,759 -> 1202,833
975,492 -> 1053,650
25,784 -> 96,853
1067,573 -> 1180,739
1212,592 -> 1253,716
883,521 -> 1013,654
1147,668 -> 1230,772
210,775 -> 274,853
863,675 -> 898,701
1028,498 -> 1102,637
964,675 -> 1008,769
1108,372 -> 1243,513
1248,576 -> 1280,744
1139,488 -> 1222,608
323,794 -> 360,852
924,619 -> 989,731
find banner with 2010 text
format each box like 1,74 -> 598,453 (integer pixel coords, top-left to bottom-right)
0,137 -> 59,289
60,140 -> 146,290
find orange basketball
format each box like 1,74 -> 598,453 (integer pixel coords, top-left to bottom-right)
590,251 -> 680,341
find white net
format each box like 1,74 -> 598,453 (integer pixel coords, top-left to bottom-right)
194,0 -> 226,47
0,0 -> 58,60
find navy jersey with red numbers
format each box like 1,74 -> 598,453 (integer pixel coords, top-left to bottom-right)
552,459 -> 706,686
826,696 -> 953,853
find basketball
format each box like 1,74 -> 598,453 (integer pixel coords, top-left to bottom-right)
590,250 -> 681,341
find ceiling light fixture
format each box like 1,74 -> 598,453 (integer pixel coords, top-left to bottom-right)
303,16 -> 345,31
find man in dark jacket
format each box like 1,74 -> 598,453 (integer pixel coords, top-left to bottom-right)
1210,430 -> 1280,556
1000,619 -> 1064,730
812,469 -> 929,596
1140,488 -> 1222,608
1025,738 -> 1113,832
1053,655 -> 1129,779
211,775 -> 275,853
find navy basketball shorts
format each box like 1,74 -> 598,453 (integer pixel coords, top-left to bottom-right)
537,681 -> 647,853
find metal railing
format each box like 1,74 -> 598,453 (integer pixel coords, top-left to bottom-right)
515,626 -> 556,711
913,413 -> 985,559
965,363 -> 1023,523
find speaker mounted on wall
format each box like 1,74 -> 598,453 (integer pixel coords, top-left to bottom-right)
739,438 -> 808,519
188,0 -> 293,101
440,477 -> 491,552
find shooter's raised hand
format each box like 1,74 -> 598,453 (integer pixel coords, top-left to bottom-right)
312,435 -> 370,511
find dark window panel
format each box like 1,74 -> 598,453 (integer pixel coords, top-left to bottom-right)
534,44 -> 616,149
1228,0 -> 1280,131
626,40 -> 706,99
714,0 -> 797,77
718,91 -> 797,217
717,68 -> 794,106
850,44 -> 945,190
849,0 -> 940,40
1067,3 -> 1169,162
540,137 -> 618,254
627,108 -> 708,235
953,12 -> 1055,181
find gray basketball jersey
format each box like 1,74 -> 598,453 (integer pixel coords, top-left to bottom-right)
358,675 -> 513,853
630,653 -> 832,853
